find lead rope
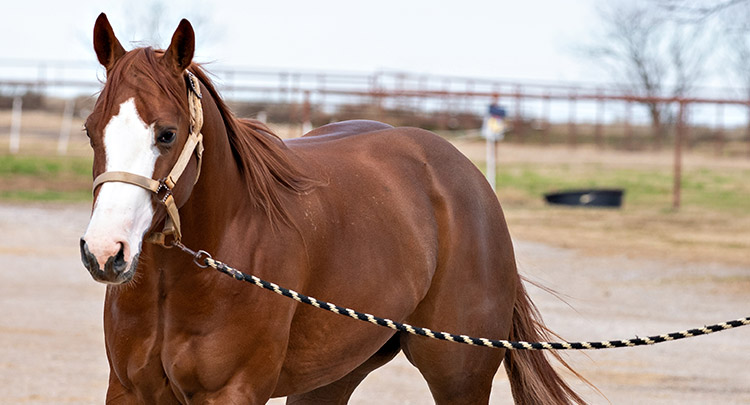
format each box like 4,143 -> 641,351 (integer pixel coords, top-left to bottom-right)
174,242 -> 750,350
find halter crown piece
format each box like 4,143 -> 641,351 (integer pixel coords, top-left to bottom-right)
92,71 -> 205,247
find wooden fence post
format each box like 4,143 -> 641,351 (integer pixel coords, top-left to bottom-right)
9,96 -> 22,154
673,101 -> 686,210
57,98 -> 75,155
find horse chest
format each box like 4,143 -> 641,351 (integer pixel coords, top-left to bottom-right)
108,283 -> 290,402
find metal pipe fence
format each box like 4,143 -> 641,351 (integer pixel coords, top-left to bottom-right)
0,60 -> 749,159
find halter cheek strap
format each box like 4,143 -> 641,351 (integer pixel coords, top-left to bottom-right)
92,71 -> 205,247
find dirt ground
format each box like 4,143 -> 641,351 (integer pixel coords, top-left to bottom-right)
1,202 -> 748,404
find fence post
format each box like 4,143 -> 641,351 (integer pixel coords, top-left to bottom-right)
57,98 -> 75,155
542,93 -> 550,144
624,101 -> 633,150
9,96 -> 22,154
568,92 -> 577,147
595,89 -> 604,149
513,85 -> 522,142
673,101 -> 685,210
714,103 -> 725,156
301,91 -> 312,135
486,134 -> 497,192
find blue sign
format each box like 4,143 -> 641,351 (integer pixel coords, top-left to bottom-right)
489,104 -> 506,119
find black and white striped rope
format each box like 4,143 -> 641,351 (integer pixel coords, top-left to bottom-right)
175,243 -> 750,351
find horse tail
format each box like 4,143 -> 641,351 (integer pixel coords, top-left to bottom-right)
503,276 -> 591,405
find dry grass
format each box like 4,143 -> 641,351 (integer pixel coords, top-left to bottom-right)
451,139 -> 750,267
503,206 -> 750,268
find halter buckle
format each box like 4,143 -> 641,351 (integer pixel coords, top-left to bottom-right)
156,178 -> 174,204
186,71 -> 203,99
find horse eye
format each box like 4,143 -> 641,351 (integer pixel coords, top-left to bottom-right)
157,130 -> 177,145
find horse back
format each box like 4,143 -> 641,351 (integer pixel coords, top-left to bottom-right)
286,120 -> 513,295
301,119 -> 394,140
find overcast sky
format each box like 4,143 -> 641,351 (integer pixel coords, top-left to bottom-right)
2,0 -> 601,83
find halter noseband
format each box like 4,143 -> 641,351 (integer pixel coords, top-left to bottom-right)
92,71 -> 205,247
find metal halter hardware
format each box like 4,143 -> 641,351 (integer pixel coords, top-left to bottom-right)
92,71 -> 205,247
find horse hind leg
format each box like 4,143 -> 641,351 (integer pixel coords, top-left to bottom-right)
397,238 -> 516,404
285,334 -> 401,405
400,332 -> 504,405
399,280 -> 509,404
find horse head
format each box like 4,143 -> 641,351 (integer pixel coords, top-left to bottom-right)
80,13 -> 202,284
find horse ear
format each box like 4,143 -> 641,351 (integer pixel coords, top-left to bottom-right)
93,13 -> 126,72
163,19 -> 195,74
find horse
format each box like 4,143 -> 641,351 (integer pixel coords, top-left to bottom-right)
79,13 -> 586,404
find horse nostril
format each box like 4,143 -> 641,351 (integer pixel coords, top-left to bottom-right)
80,238 -> 97,271
80,238 -> 87,262
112,242 -> 127,273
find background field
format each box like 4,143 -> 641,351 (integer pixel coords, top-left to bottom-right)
449,138 -> 750,268
2,118 -> 748,268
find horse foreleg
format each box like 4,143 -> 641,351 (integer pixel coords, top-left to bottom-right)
105,373 -> 181,405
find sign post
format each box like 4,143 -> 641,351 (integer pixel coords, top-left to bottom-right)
481,104 -> 506,192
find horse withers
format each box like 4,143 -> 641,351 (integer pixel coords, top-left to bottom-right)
79,13 -> 586,404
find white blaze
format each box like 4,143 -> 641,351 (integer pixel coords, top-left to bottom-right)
83,98 -> 159,268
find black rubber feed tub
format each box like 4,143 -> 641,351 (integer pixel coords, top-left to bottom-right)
544,189 -> 624,208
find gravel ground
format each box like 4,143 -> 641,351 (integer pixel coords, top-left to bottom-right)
1,203 -> 748,404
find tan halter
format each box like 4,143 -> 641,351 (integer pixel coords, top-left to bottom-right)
92,71 -> 205,247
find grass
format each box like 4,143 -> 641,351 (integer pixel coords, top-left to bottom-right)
0,189 -> 91,202
0,154 -> 92,202
2,149 -> 747,213
0,154 -> 92,176
464,146 -> 750,266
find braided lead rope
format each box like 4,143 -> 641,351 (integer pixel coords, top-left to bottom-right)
175,243 -> 750,350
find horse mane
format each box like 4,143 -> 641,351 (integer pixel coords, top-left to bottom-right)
187,64 -> 321,225
99,48 -> 320,226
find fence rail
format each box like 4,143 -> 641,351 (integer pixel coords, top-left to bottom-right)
1,60 -> 749,209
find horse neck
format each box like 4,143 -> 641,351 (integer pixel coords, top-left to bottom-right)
105,93 -> 242,310
146,84 -> 312,289
175,88 -> 256,257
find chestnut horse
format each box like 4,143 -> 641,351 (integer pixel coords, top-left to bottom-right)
79,13 -> 585,404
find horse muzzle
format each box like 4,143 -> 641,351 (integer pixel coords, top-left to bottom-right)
79,238 -> 137,284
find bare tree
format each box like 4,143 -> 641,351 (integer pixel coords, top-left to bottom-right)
662,0 -> 750,94
118,0 -> 222,52
718,2 -> 750,155
120,1 -> 169,48
657,0 -> 749,21
588,3 -> 664,131
586,1 -> 715,148
658,0 -> 750,154
76,1 -> 223,78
